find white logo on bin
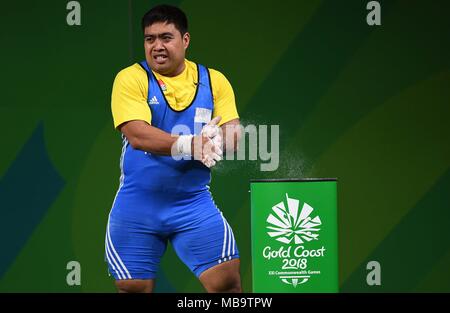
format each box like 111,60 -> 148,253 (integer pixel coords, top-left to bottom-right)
266,194 -> 322,244
266,194 -> 323,287
280,276 -> 309,287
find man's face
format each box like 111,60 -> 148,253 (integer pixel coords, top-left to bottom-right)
144,22 -> 190,76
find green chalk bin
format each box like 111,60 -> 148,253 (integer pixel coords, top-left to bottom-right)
250,178 -> 339,293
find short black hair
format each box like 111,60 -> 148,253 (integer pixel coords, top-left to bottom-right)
141,4 -> 188,35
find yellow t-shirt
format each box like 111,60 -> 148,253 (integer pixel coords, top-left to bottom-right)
111,59 -> 239,129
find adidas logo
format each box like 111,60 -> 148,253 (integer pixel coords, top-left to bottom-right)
148,96 -> 159,105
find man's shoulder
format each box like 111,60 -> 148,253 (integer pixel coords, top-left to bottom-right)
185,59 -> 233,91
186,59 -> 225,80
207,67 -> 232,89
115,63 -> 147,81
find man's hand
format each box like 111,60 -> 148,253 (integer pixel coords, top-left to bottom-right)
192,135 -> 222,168
193,116 -> 223,168
201,116 -> 222,141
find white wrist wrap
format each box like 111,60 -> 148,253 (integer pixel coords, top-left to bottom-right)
176,135 -> 193,156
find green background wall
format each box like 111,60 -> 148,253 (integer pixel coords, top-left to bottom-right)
0,0 -> 449,292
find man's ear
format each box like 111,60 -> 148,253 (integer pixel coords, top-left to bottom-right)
183,32 -> 190,50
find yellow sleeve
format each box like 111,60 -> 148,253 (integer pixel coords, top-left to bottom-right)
209,68 -> 239,126
111,64 -> 151,129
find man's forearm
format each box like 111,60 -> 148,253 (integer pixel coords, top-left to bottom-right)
120,119 -> 236,159
221,120 -> 242,153
120,121 -> 178,156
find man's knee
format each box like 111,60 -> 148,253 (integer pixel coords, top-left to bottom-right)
219,274 -> 242,293
200,260 -> 242,293
115,279 -> 154,293
207,272 -> 242,293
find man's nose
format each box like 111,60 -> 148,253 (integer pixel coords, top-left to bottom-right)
153,38 -> 164,51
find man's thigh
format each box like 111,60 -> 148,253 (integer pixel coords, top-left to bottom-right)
170,207 -> 240,279
105,215 -> 167,280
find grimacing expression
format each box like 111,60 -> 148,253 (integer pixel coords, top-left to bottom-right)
144,22 -> 190,76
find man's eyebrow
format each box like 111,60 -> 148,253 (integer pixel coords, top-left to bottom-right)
144,32 -> 174,38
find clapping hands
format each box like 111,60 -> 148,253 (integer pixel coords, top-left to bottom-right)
193,116 -> 223,168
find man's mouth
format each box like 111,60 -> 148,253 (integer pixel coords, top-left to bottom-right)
153,54 -> 168,64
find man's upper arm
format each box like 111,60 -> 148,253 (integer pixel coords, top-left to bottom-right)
209,69 -> 239,127
111,66 -> 152,129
